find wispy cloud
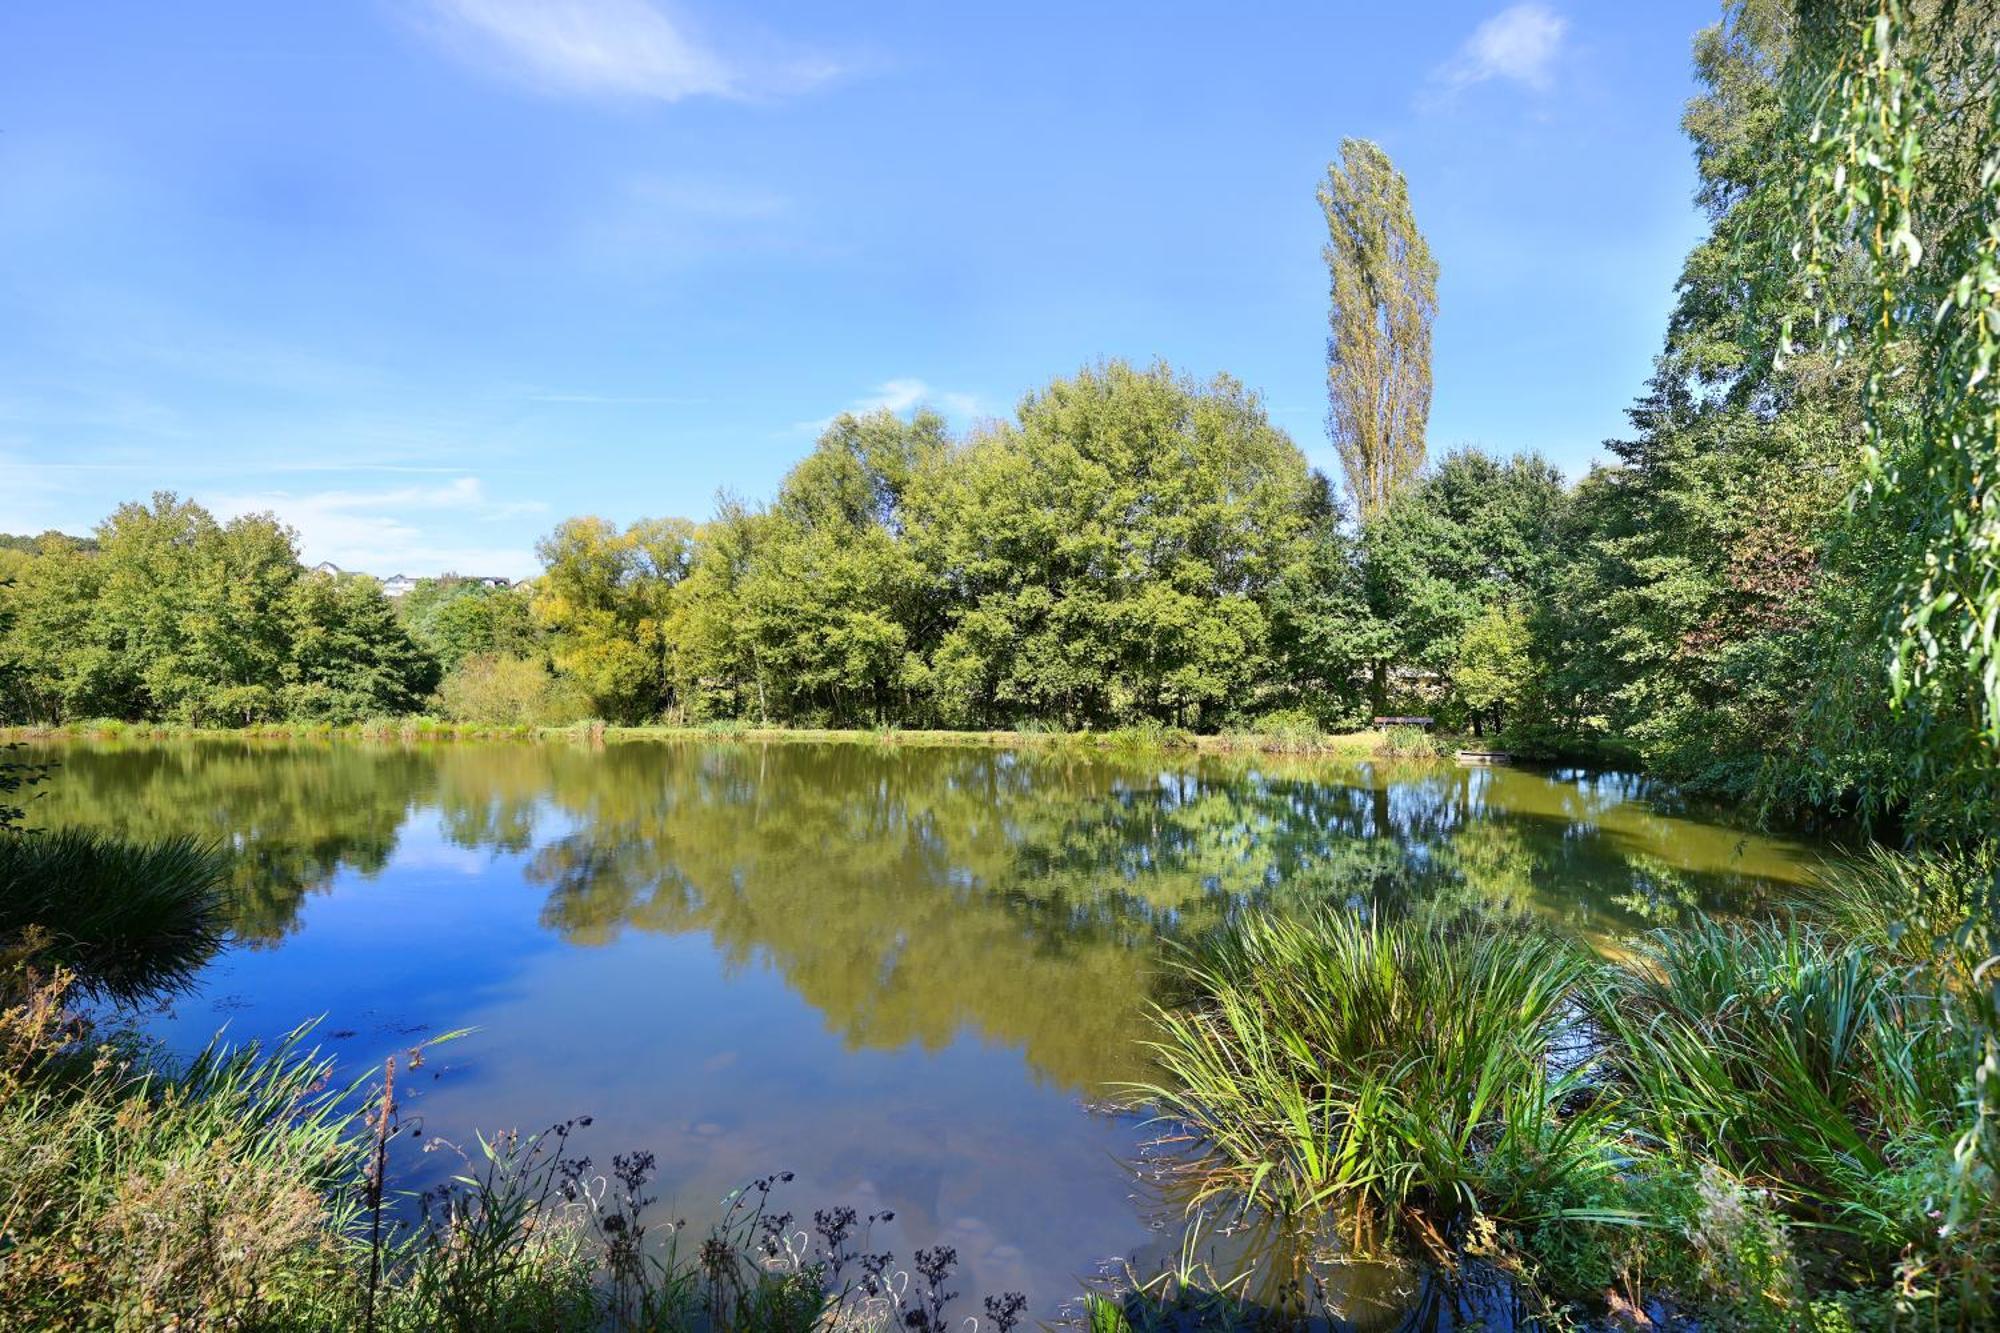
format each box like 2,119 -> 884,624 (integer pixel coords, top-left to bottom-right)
1431,3 -> 1567,95
792,378 -> 983,436
409,0 -> 841,103
207,476 -> 545,578
576,174 -> 798,270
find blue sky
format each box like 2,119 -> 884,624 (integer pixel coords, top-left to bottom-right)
1,1 -> 1716,578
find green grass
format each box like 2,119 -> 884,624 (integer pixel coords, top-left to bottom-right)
1127,912 -> 1623,1253
0,829 -> 228,1001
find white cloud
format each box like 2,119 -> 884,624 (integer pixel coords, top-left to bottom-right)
1433,3 -> 1567,94
206,476 -> 544,580
410,0 -> 839,103
792,378 -> 983,436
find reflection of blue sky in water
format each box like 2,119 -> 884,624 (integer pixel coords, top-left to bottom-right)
33,739 -> 1841,1318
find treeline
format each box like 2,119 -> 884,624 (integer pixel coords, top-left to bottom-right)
0,387 -> 1571,740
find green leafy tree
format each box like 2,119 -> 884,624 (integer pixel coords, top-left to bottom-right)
1453,602 -> 1531,737
905,362 -> 1316,728
400,579 -> 538,674
733,410 -> 945,726
1319,139 -> 1438,522
532,515 -> 695,723
1363,449 -> 1567,716
1261,477 -> 1385,725
281,571 -> 438,722
1753,0 -> 2000,839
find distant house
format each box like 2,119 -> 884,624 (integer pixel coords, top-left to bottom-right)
305,562 -> 510,598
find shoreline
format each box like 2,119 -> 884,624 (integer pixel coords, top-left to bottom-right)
3,718 -> 1463,760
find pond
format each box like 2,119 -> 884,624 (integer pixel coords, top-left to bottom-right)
26,738 -> 1842,1323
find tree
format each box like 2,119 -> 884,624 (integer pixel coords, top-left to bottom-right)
401,579 -> 538,673
1753,0 -> 2000,840
281,571 -> 438,721
729,411 -> 946,727
1319,139 -> 1438,522
1454,602 -> 1531,737
1264,475 -> 1386,724
1363,449 -> 1567,717
906,362 -> 1317,728
532,515 -> 696,723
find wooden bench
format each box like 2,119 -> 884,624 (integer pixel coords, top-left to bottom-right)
1372,716 -> 1434,729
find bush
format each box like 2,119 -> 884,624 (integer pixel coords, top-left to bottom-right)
435,654 -> 562,728
1376,724 -> 1442,759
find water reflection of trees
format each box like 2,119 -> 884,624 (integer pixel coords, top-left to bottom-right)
27,740 -> 1814,1087
26,741 -> 434,942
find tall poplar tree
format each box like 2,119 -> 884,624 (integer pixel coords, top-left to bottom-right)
1319,139 -> 1438,522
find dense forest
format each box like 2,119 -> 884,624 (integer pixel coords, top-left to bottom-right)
3,2 -> 1994,844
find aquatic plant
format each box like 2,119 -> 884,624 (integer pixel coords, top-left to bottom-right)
1593,915 -> 1986,1308
0,828 -> 228,1001
1128,912 -> 1622,1255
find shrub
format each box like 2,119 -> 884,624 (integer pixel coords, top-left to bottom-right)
1376,725 -> 1442,759
435,654 -> 561,728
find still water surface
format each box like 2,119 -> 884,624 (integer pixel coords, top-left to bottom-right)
31,739 -> 1841,1319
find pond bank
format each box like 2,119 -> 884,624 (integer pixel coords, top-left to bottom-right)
5,718 -> 1469,760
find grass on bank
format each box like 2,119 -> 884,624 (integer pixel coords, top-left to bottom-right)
0,714 -> 1473,761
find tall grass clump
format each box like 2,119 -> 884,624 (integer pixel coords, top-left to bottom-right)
1129,912 -> 1621,1257
0,965 -> 366,1331
1596,913 -> 1995,1315
0,830 -> 228,1001
1797,843 -> 1998,973
1376,725 -> 1442,760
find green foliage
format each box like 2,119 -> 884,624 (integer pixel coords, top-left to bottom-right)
0,496 -> 436,729
532,515 -> 695,724
1129,913 -> 1616,1249
435,653 -> 582,728
1453,601 -> 1530,736
283,571 -> 439,723
1319,139 -> 1437,522
0,830 -> 228,1001
1362,449 -> 1568,721
400,579 -> 537,673
1763,0 -> 2000,827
